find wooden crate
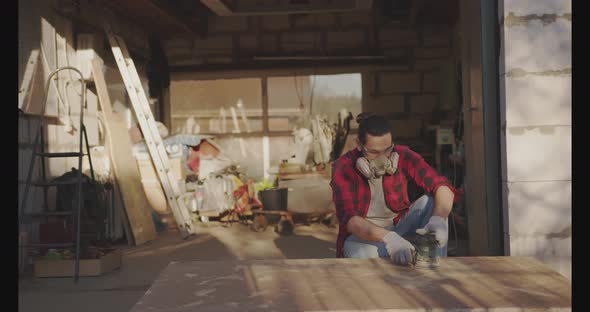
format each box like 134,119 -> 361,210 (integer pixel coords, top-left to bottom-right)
34,248 -> 122,278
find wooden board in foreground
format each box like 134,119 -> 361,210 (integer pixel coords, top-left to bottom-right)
91,58 -> 157,245
131,257 -> 571,312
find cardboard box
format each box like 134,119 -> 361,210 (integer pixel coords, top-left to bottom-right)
34,248 -> 122,278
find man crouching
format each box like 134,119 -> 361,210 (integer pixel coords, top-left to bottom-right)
330,113 -> 462,265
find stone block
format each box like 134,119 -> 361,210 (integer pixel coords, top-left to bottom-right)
422,71 -> 441,92
422,24 -> 451,47
281,32 -> 321,52
339,11 -> 371,26
194,35 -> 233,56
239,34 -> 258,53
502,19 -> 570,73
163,38 -> 192,58
379,72 -> 420,93
168,57 -> 205,67
503,0 -> 571,16
391,117 -> 423,139
364,95 -> 405,114
414,47 -> 450,59
208,16 -> 249,33
362,72 -> 376,96
204,57 -> 234,64
422,36 -> 450,47
505,125 -> 571,182
381,48 -> 411,58
414,58 -> 446,70
410,95 -> 437,113
326,30 -> 366,51
379,28 -> 418,48
502,75 -> 571,127
317,13 -> 338,27
260,34 -> 278,53
261,15 -> 291,31
292,13 -> 337,28
504,180 -> 570,237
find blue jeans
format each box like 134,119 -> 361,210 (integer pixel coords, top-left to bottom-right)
342,195 -> 447,258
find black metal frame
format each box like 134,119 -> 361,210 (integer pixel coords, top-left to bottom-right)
18,67 -> 96,282
480,0 -> 504,255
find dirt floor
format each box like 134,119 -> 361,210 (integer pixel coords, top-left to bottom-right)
18,222 -> 339,312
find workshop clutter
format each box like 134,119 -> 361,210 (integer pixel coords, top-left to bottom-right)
129,111 -> 349,230
30,168 -> 122,278
132,126 -> 261,225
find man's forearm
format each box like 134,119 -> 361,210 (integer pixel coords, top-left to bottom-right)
433,185 -> 455,219
347,216 -> 390,242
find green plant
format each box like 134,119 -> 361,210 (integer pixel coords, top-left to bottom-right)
42,249 -> 63,261
255,178 -> 275,192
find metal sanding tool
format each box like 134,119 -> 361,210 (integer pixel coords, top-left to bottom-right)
410,229 -> 440,268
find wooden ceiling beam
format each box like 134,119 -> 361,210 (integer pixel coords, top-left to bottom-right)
145,0 -> 203,36
200,0 -> 233,16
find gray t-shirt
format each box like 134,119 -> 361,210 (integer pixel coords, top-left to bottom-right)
366,177 -> 398,228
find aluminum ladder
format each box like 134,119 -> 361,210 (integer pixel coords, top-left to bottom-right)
103,19 -> 195,238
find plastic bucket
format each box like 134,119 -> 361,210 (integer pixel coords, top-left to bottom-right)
259,188 -> 288,211
259,188 -> 288,223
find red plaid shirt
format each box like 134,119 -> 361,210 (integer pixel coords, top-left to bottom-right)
330,145 -> 463,258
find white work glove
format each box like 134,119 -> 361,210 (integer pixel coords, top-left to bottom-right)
418,216 -> 448,247
382,231 -> 415,266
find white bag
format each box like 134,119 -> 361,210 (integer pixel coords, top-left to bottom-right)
198,154 -> 232,180
201,175 -> 235,213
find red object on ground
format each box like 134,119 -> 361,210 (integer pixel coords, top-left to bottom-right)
39,221 -> 75,253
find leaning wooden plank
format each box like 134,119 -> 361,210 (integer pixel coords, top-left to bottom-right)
96,113 -> 134,245
131,257 -> 571,312
91,58 -> 157,246
40,16 -> 58,117
113,175 -> 134,246
18,50 -> 40,112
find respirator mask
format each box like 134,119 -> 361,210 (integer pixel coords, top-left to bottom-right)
356,147 -> 400,179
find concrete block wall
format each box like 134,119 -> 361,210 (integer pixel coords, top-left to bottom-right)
363,22 -> 454,143
499,0 -> 571,280
164,10 -> 457,144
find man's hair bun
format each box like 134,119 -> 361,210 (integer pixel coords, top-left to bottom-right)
356,112 -> 377,124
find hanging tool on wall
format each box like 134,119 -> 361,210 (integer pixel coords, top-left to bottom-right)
220,107 -> 227,133
230,106 -> 247,157
236,99 -> 251,133
331,109 -> 353,161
